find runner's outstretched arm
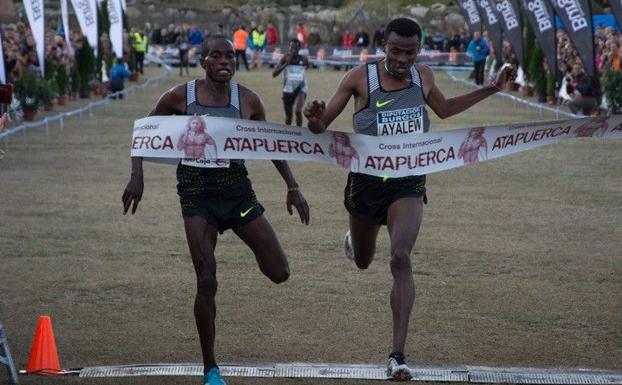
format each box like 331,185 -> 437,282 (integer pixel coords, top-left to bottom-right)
424,65 -> 516,119
304,68 -> 358,133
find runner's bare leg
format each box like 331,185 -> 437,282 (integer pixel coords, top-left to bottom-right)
233,215 -> 290,283
183,216 -> 219,372
386,196 -> 423,353
349,214 -> 381,269
294,93 -> 306,126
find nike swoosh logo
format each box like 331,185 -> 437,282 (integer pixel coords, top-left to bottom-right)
376,99 -> 394,108
240,207 -> 253,217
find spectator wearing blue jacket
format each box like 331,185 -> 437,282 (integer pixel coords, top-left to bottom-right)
109,58 -> 131,99
467,32 -> 490,85
188,26 -> 204,46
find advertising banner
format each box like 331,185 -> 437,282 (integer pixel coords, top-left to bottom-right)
130,116 -> 622,178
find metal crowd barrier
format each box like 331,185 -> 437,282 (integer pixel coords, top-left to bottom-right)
148,43 -> 474,69
445,71 -> 579,119
0,54 -> 171,149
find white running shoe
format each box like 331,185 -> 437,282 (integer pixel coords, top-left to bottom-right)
386,353 -> 412,381
343,230 -> 354,261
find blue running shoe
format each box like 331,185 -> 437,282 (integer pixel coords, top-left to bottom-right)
203,367 -> 227,385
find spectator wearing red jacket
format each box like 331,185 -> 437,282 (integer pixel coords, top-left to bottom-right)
296,23 -> 307,47
342,30 -> 355,48
266,23 -> 279,47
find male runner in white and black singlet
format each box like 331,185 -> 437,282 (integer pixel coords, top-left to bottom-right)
272,39 -> 310,126
304,18 -> 515,381
122,36 -> 310,385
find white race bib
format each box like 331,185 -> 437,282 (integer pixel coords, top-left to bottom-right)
376,107 -> 425,136
181,158 -> 230,168
286,66 -> 305,82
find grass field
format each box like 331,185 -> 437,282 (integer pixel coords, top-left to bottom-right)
0,66 -> 620,385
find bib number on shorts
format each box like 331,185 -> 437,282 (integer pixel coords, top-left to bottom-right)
181,158 -> 231,168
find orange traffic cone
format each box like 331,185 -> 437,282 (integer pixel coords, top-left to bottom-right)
26,316 -> 61,374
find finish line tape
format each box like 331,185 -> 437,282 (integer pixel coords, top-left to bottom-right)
76,362 -> 622,383
131,115 -> 622,178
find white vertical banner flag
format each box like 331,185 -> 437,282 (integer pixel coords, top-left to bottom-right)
108,0 -> 123,58
70,0 -> 98,54
0,31 -> 5,83
120,0 -> 126,11
23,0 -> 45,77
60,0 -> 74,56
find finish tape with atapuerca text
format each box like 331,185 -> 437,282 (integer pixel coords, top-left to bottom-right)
130,114 -> 622,178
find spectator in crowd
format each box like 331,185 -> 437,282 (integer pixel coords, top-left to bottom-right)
595,40 -> 606,74
372,25 -> 385,50
266,23 -> 279,47
251,24 -> 267,69
610,39 -> 622,71
501,39 -> 514,64
0,113 -> 7,130
355,26 -> 369,48
233,25 -> 250,71
467,31 -> 490,85
132,28 -> 148,74
151,24 -> 162,45
6,10 -> 622,121
448,32 -> 463,52
566,63 -> 598,115
307,27 -> 322,48
100,32 -> 113,68
330,26 -> 342,48
0,113 -> 7,160
296,23 -> 307,47
162,24 -> 177,45
109,58 -> 131,99
430,31 -> 446,51
599,39 -> 621,74
176,26 -> 191,76
248,21 -> 258,43
189,25 -> 205,46
342,30 -> 355,48
481,31 -> 495,73
144,22 -> 152,40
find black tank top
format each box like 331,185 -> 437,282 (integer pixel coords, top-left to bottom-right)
353,62 -> 430,136
176,79 -> 249,195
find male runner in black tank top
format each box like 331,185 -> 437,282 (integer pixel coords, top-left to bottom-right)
305,18 -> 516,381
122,36 -> 310,385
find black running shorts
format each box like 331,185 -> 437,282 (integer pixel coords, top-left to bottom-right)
344,172 -> 426,225
178,174 -> 264,233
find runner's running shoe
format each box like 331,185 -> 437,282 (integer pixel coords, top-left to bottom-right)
386,352 -> 412,381
204,367 -> 227,385
344,230 -> 354,261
